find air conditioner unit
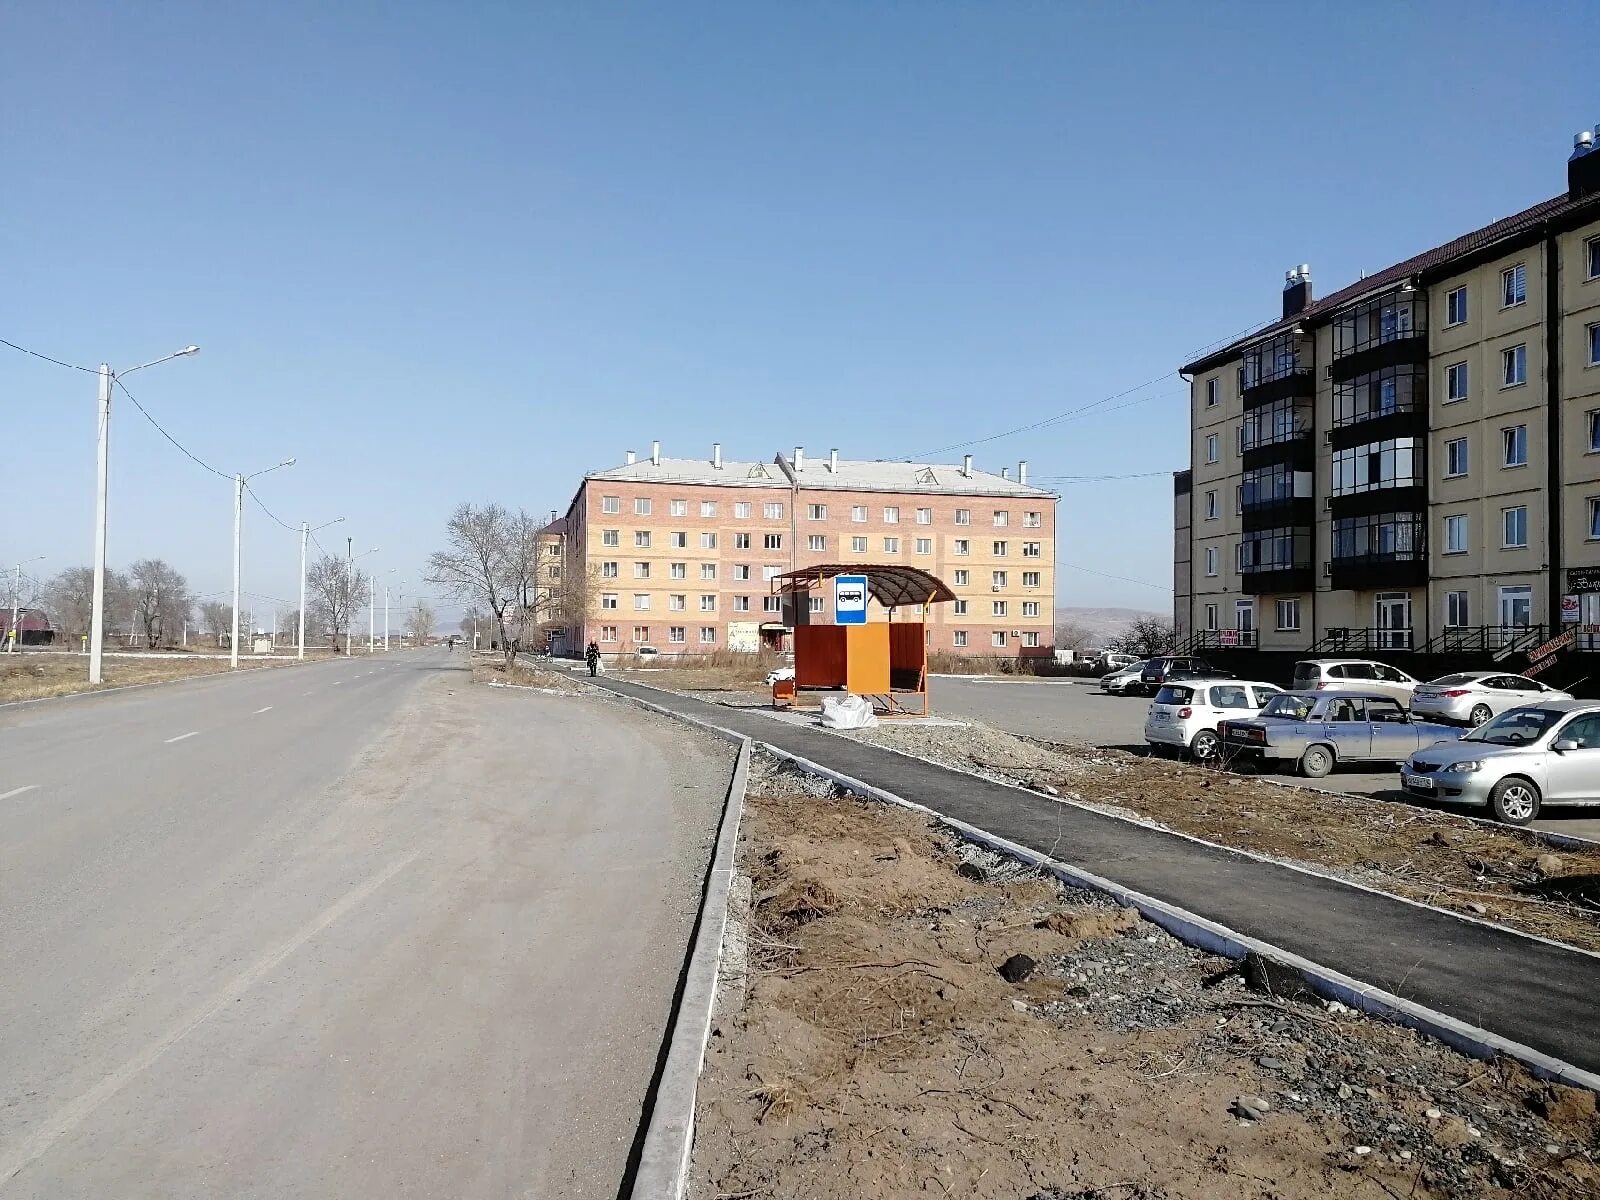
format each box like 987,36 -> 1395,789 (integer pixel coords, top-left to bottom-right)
1322,562 -> 1333,577
991,585 -> 1002,592
1012,630 -> 1022,637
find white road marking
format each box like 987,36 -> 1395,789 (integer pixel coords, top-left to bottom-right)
0,785 -> 38,802
302,690 -> 314,696
332,681 -> 342,687
253,706 -> 273,714
163,731 -> 199,744
0,852 -> 419,1187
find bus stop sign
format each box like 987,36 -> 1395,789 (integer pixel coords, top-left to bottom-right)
834,574 -> 868,625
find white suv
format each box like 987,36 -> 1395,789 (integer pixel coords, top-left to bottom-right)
1291,658 -> 1419,708
1145,678 -> 1282,762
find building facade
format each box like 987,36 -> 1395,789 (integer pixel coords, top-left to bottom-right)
1176,136 -> 1600,662
560,444 -> 1058,656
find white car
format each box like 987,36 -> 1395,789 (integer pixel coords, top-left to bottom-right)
1099,660 -> 1149,694
635,645 -> 661,660
1145,678 -> 1284,762
1410,671 -> 1571,727
1290,658 -> 1420,708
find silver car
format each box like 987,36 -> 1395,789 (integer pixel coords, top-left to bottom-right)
1410,671 -> 1570,727
1220,691 -> 1460,779
1402,699 -> 1600,825
1099,660 -> 1149,695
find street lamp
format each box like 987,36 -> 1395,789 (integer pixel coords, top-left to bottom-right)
230,458 -> 296,669
298,516 -> 344,660
383,569 -> 397,652
88,346 -> 200,683
345,546 -> 378,656
7,556 -> 45,653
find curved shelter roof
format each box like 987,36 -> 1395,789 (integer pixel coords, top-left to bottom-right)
771,564 -> 957,608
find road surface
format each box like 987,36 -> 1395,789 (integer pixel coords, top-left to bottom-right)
0,648 -> 731,1198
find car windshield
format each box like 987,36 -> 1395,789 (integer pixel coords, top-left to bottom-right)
1260,694 -> 1314,721
1462,707 -> 1564,745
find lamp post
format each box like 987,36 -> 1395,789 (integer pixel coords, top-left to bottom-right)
383,569 -> 396,651
7,556 -> 45,653
298,517 -> 344,660
345,546 -> 378,656
88,346 -> 200,683
230,458 -> 296,669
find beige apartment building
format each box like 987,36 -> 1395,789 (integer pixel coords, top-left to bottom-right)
556,444 -> 1058,657
1176,133 -> 1600,662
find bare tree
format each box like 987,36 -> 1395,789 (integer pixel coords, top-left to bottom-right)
44,566 -> 136,646
1109,615 -> 1176,658
427,504 -> 542,666
128,559 -> 193,649
406,602 -> 436,645
199,600 -> 231,646
307,554 -> 370,651
1053,619 -> 1092,651
277,607 -> 328,648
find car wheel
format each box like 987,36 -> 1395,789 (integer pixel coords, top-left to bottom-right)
1190,729 -> 1222,763
1488,777 -> 1541,826
1468,703 -> 1493,728
1298,744 -> 1334,779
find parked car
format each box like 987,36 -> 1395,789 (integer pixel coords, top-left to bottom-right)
635,645 -> 660,660
1099,660 -> 1150,695
1099,652 -> 1139,673
1138,656 -> 1217,695
1219,691 -> 1460,778
1290,658 -> 1421,708
1144,678 -> 1283,761
1410,671 -> 1571,727
1402,700 -> 1600,825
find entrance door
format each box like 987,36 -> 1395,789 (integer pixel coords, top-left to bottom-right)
1235,600 -> 1255,647
1499,586 -> 1533,629
1375,592 -> 1411,650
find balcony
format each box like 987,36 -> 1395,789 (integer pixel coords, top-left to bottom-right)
1240,332 -> 1313,408
1329,366 -> 1428,449
1240,565 -> 1314,596
1328,552 -> 1428,591
1329,509 -> 1426,591
1238,526 -> 1312,594
1329,289 -> 1428,382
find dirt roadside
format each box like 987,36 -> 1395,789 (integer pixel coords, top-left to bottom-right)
470,654 -> 588,692
692,755 -> 1600,1199
0,650 -> 333,704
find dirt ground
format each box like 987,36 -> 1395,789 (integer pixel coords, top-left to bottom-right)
470,654 -> 588,692
0,651 -> 319,704
834,721 -> 1600,955
692,757 -> 1600,1199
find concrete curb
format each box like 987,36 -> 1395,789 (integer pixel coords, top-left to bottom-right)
628,731 -> 752,1200
592,677 -> 1600,1096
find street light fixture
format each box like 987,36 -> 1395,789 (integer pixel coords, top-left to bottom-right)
345,545 -> 378,655
7,556 -> 46,653
89,346 -> 200,683
384,568 -> 397,652
230,458 -> 296,669
298,516 -> 345,660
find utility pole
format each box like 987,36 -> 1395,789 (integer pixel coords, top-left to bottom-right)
298,522 -> 309,660
383,581 -> 390,651
8,562 -> 21,654
368,572 -> 375,652
346,536 -> 354,657
230,472 -> 244,669
89,364 -> 113,683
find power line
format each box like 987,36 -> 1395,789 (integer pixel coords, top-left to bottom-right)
1057,559 -> 1171,592
0,337 -> 97,374
244,482 -> 299,533
1038,470 -> 1175,483
114,376 -> 230,481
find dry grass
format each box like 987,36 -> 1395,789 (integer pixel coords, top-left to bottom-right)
0,651 -> 324,704
615,647 -> 786,688
469,655 -> 586,693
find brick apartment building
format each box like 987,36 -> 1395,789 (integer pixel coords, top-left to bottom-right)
554,443 -> 1058,657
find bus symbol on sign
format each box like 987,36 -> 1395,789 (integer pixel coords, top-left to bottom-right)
835,574 -> 869,625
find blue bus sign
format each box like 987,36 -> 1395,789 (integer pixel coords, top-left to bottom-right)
834,574 -> 868,625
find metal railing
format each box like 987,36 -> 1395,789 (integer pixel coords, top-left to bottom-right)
1419,625 -> 1547,657
1181,629 -> 1258,652
1307,626 -> 1417,653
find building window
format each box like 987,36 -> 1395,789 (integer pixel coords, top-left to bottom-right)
669,594 -> 686,611
954,508 -> 971,526
807,534 -> 826,551
1204,547 -> 1218,576
1589,410 -> 1600,454
986,540 -> 1005,557
1238,526 -> 1311,574
1022,541 -> 1041,557
991,600 -> 1007,616
600,625 -> 617,642
1204,490 -> 1219,520
915,538 -> 932,554
601,561 -> 619,579
701,563 -> 717,580
952,630 -> 968,647
1445,361 -> 1468,402
701,532 -> 718,549
632,626 -> 650,642
734,533 -> 751,549
1022,601 -> 1039,617
761,565 -> 780,580
670,531 -> 687,548
634,498 -> 651,516
1445,286 -> 1468,326
670,499 -> 687,517
1589,323 -> 1600,366
1503,506 -> 1528,548
1589,498 -> 1600,541
1501,263 -> 1527,308
733,564 -> 750,581
883,537 -> 900,553
1022,570 -> 1039,587
762,596 -> 781,613
953,599 -> 968,615
808,596 -> 824,614
851,505 -> 867,522
763,502 -> 784,519
602,528 -> 620,547
1022,631 -> 1040,647
632,530 -> 649,548
700,627 -> 716,644
601,592 -> 619,610
699,595 -> 716,611
762,533 -> 783,550
1502,424 -> 1528,468
916,508 -> 933,525
734,502 -> 751,519
633,594 -> 650,611
992,570 -> 1008,587
807,503 -> 826,520
1445,591 -> 1469,628
1204,604 -> 1218,630
1331,437 -> 1420,496
1502,343 -> 1527,387
1205,434 -> 1220,463
1444,514 -> 1468,554
1023,511 -> 1041,528
1445,437 -> 1468,478
1589,236 -> 1600,281
883,506 -> 900,524
954,539 -> 970,555
1331,511 -> 1424,562
1275,598 -> 1301,631
633,561 -> 650,578
701,501 -> 717,517
1205,378 -> 1219,407
851,536 -> 867,552
992,631 -> 1008,648
668,626 -> 686,643
993,510 -> 1009,527
733,595 -> 750,612
953,570 -> 970,585
670,562 -> 687,579
602,495 -> 620,514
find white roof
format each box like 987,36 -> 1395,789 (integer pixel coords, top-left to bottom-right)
586,454 -> 1056,498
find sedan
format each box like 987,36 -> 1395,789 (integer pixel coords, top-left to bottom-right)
1220,691 -> 1460,778
1410,671 -> 1570,727
1402,700 -> 1600,824
1099,660 -> 1150,695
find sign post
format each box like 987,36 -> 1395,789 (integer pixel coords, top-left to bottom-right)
834,575 -> 868,625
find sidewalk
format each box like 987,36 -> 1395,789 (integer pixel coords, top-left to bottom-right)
592,677 -> 1600,1074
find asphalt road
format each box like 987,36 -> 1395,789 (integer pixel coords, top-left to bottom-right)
926,674 -> 1600,840
0,648 -> 731,1198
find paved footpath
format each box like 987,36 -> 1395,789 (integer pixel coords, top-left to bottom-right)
591,676 -> 1600,1075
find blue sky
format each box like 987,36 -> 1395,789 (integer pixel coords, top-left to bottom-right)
4,2 -> 1596,621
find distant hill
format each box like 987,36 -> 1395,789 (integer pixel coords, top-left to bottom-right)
1053,606 -> 1163,648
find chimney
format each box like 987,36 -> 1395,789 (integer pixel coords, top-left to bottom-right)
625,449 -> 636,466
1282,264 -> 1313,318
1000,467 -> 1010,480
712,442 -> 722,469
829,447 -> 838,473
549,509 -> 557,524
1018,461 -> 1028,485
962,454 -> 972,477
793,446 -> 804,471
1571,130 -> 1600,198
651,440 -> 661,466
